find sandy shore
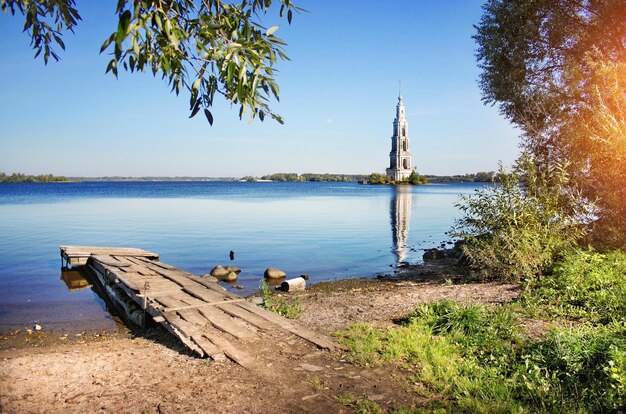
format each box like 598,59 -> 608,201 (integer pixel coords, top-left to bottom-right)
0,261 -> 519,413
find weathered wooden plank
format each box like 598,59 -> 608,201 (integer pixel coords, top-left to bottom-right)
200,330 -> 257,368
165,293 -> 256,340
160,313 -> 207,357
182,284 -> 233,306
159,303 -> 227,360
134,256 -> 176,270
60,245 -> 159,259
160,298 -> 247,312
157,296 -> 209,328
92,255 -> 131,268
236,302 -> 344,351
217,303 -> 277,331
196,306 -> 256,340
159,297 -> 250,364
187,275 -> 220,290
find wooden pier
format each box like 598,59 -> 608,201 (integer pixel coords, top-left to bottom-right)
60,245 -> 342,367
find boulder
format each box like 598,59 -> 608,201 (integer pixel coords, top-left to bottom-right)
210,265 -> 230,277
225,266 -> 241,274
423,249 -> 446,262
224,271 -> 238,282
264,267 -> 286,279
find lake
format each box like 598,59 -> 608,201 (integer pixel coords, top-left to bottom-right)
0,181 -> 484,333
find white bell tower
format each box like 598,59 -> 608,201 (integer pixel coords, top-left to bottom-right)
386,86 -> 413,182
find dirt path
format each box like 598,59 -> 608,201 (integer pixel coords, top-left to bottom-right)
0,264 -> 519,413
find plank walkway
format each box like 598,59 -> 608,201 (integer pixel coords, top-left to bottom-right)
60,246 -> 343,367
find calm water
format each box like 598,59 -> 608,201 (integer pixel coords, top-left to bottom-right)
0,181 -> 483,333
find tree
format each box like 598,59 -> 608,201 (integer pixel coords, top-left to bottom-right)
408,170 -> 427,185
474,0 -> 626,245
368,173 -> 391,185
1,0 -> 301,124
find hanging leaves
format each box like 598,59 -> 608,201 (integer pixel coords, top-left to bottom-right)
3,0 -> 304,125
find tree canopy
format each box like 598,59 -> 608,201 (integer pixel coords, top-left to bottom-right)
1,0 -> 301,124
474,0 -> 626,245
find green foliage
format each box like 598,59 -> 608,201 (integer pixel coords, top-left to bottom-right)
260,172 -> 300,182
354,399 -> 383,414
407,170 -> 427,185
522,249 -> 626,324
2,0 -> 302,124
335,391 -> 383,414
259,279 -> 302,319
0,172 -> 67,182
474,0 -> 624,129
1,0 -> 81,64
451,155 -> 585,282
474,0 -> 626,245
341,249 -> 626,412
515,325 -> 626,412
368,173 -> 391,185
248,173 -> 370,182
425,171 -> 495,183
299,173 -> 369,182
336,391 -> 356,406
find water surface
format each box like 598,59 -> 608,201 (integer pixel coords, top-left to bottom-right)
0,181 -> 483,332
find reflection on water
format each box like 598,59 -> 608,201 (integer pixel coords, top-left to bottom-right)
390,186 -> 412,263
60,269 -> 92,291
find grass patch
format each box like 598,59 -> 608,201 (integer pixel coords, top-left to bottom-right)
259,279 -> 303,319
340,249 -> 626,412
336,391 -> 356,406
520,249 -> 626,324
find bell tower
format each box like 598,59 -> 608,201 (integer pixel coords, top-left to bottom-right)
386,88 -> 413,181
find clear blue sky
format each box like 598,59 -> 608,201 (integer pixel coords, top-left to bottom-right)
0,1 -> 519,177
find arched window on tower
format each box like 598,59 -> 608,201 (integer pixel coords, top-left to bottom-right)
403,158 -> 409,169
402,140 -> 407,151
402,126 -> 406,136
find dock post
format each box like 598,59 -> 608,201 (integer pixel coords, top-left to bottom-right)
142,281 -> 150,329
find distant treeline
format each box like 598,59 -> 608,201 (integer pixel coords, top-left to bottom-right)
0,172 -> 68,183
243,173 -> 371,182
69,176 -> 238,182
425,171 -> 495,183
245,171 -> 495,183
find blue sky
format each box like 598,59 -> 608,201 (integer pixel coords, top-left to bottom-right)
0,1 -> 519,177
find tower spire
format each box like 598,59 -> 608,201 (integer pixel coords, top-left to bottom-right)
386,88 -> 413,182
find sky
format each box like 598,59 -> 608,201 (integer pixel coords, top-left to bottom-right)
0,1 -> 520,177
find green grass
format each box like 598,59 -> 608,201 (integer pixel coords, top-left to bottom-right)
339,249 -> 626,413
259,279 -> 303,319
520,249 -> 626,323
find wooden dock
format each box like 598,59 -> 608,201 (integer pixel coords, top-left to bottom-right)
60,245 -> 342,367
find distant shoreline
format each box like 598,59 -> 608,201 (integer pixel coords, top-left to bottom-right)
1,172 -> 495,184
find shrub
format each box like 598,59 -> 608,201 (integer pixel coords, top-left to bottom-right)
368,173 -> 391,185
451,154 -> 585,282
408,170 -> 427,185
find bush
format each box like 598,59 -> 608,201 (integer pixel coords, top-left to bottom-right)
451,154 -> 585,281
408,170 -> 427,185
368,173 -> 391,185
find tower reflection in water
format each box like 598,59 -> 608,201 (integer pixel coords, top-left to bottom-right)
390,185 -> 412,263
